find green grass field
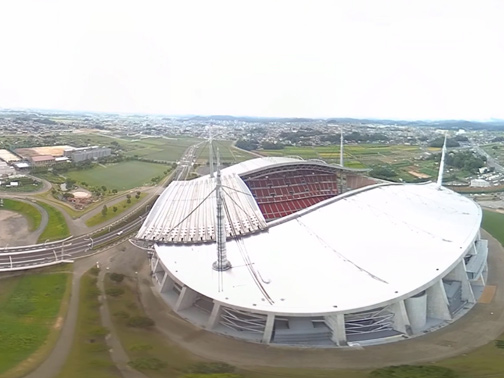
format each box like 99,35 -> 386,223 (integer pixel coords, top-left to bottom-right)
0,272 -> 71,377
65,161 -> 169,191
1,199 -> 42,231
122,137 -> 200,162
36,201 -> 71,242
85,192 -> 147,227
57,269 -> 120,378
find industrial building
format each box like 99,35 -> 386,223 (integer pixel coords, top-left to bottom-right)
64,146 -> 111,162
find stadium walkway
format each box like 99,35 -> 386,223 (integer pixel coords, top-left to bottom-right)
137,229 -> 504,370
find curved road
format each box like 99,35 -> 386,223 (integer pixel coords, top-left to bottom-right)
0,142 -> 201,272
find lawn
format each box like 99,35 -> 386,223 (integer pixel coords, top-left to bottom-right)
65,161 -> 169,191
482,210 -> 504,244
2,198 -> 42,231
36,201 -> 71,242
85,192 -> 147,227
56,269 -> 121,378
0,272 -> 71,377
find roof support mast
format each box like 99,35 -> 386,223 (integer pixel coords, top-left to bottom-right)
209,126 -> 215,178
436,134 -> 447,189
213,148 -> 232,271
340,128 -> 344,167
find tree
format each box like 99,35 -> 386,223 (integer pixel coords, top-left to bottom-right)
135,194 -> 140,200
101,185 -> 107,192
65,178 -> 76,188
101,205 -> 108,217
112,189 -> 118,194
126,194 -> 131,200
136,191 -> 141,196
112,206 -> 118,213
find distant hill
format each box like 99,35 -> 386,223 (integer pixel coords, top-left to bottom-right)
180,115 -> 504,129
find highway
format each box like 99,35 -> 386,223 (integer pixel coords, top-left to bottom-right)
0,142 -> 203,272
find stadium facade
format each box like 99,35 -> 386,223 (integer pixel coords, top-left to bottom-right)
137,156 -> 488,346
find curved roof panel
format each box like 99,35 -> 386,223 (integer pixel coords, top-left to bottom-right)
156,183 -> 481,315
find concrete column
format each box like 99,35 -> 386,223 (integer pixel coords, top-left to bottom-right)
426,280 -> 452,321
405,292 -> 427,334
261,313 -> 275,344
160,271 -> 174,293
444,260 -> 476,303
152,256 -> 160,273
174,286 -> 199,311
151,256 -> 159,272
207,303 -> 222,329
391,300 -> 411,335
324,314 -> 347,346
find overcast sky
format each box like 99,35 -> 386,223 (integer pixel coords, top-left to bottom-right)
0,0 -> 503,120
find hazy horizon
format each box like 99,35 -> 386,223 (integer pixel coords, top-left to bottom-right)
1,0 -> 503,120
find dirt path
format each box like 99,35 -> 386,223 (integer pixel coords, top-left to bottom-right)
135,229 -> 504,370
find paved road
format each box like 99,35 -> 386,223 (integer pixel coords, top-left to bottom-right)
0,142 -> 202,272
135,229 -> 504,370
472,142 -> 504,174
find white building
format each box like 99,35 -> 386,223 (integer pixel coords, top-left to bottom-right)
471,179 -> 490,187
0,161 -> 16,176
138,157 -> 488,346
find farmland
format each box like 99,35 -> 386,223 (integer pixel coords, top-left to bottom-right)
196,140 -> 257,164
260,144 -> 443,182
65,161 -> 168,191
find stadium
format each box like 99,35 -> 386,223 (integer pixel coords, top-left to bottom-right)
136,150 -> 488,347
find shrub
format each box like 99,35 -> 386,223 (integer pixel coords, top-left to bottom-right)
180,374 -> 242,378
129,343 -> 153,351
89,326 -> 109,337
109,273 -> 125,283
128,357 -> 166,370
496,340 -> 504,349
369,365 -> 458,378
89,266 -> 100,276
105,287 -> 125,297
186,362 -> 236,374
127,316 -> 155,328
113,310 -> 130,319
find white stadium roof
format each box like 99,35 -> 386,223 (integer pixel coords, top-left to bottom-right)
156,182 -> 482,315
137,173 -> 267,243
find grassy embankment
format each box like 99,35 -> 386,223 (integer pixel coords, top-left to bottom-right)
35,201 -> 70,243
85,192 -> 147,227
0,266 -> 72,378
2,198 -> 42,231
56,268 -> 121,378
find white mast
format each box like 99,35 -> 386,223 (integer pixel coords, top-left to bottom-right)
213,148 -> 231,271
436,134 -> 447,189
209,126 -> 215,178
340,128 -> 344,167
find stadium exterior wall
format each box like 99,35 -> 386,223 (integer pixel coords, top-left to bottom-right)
148,228 -> 487,346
